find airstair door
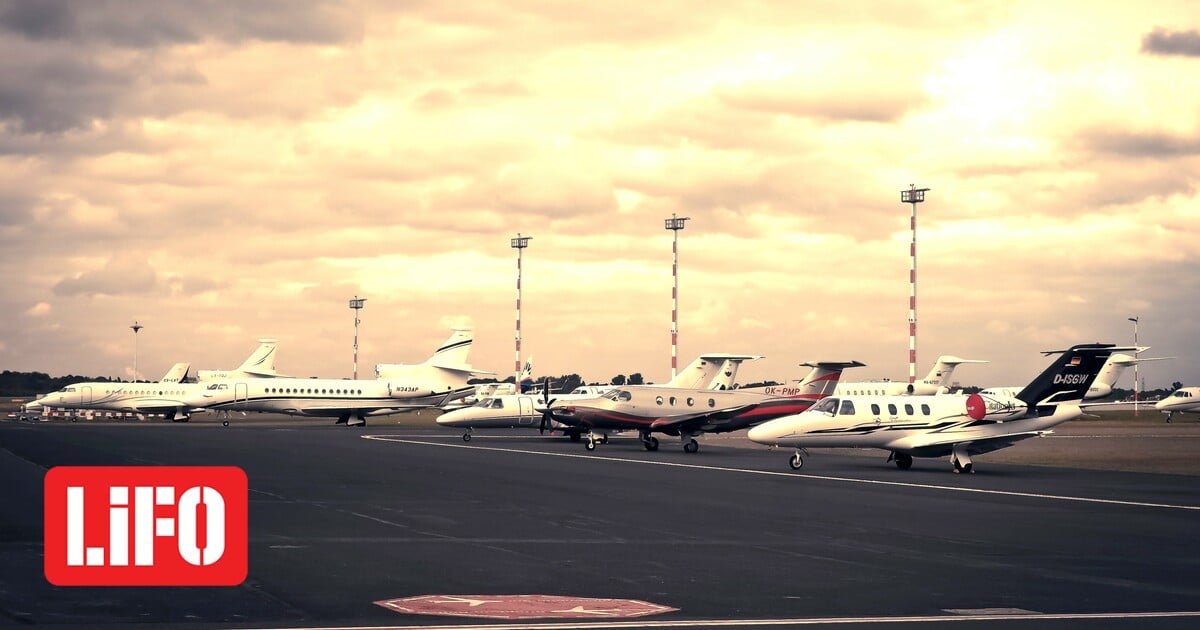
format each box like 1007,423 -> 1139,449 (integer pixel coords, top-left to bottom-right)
517,396 -> 535,424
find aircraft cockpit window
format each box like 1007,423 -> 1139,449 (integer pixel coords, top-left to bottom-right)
65,387 -> 76,392
617,391 -> 632,402
603,389 -> 621,401
813,398 -> 838,415
491,398 -> 505,409
472,398 -> 491,408
839,400 -> 856,415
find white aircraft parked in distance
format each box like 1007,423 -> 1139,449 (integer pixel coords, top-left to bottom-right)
1156,387 -> 1200,422
24,363 -> 190,420
748,343 -> 1128,473
980,348 -> 1171,401
834,355 -> 987,396
188,328 -> 485,426
31,338 -> 288,422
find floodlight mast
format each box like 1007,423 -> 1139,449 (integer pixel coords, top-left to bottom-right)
130,321 -> 143,382
665,214 -> 690,379
350,297 -> 366,379
1128,316 -> 1139,415
901,185 -> 929,385
511,234 -> 532,383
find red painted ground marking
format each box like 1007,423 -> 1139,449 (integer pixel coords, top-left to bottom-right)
375,594 -> 679,619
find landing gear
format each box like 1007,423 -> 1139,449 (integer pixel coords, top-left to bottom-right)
640,431 -> 660,451
222,419 -> 229,427
893,453 -> 913,470
585,436 -> 597,451
335,414 -> 350,425
462,428 -> 472,442
951,446 -> 974,474
585,432 -> 608,451
348,415 -> 366,427
789,451 -> 804,470
683,438 -> 699,453
567,430 -> 582,442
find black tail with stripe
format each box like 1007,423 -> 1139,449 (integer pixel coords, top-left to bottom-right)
1016,343 -> 1117,411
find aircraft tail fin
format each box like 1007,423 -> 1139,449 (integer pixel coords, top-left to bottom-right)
160,362 -> 191,383
667,353 -> 762,389
921,355 -> 988,391
236,339 -> 279,377
794,360 -> 866,397
425,328 -> 474,370
518,356 -> 535,393
1016,344 -> 1128,410
707,356 -> 762,390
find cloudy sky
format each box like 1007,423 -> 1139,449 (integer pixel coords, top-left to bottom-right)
2,0 -> 1197,391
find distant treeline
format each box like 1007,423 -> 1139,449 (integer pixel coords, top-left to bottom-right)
0,371 -> 122,397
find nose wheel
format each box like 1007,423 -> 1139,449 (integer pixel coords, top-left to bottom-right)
462,428 -> 473,442
789,451 -> 804,470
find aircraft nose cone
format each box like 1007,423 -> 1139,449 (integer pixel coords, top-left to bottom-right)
747,423 -> 780,444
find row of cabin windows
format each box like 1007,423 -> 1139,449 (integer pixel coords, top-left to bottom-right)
602,390 -> 719,408
817,398 -> 933,417
264,387 -> 364,395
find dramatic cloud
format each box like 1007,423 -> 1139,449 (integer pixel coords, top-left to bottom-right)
1,0 -> 1198,390
1142,28 -> 1200,57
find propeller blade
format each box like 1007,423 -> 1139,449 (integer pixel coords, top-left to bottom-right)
539,397 -> 558,434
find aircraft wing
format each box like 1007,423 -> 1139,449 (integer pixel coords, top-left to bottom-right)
648,403 -> 760,434
895,431 -> 1048,458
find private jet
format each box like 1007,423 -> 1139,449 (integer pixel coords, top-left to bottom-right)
1156,387 -> 1200,422
747,343 -> 1127,473
187,328 -> 486,426
979,348 -> 1170,400
834,355 -> 987,396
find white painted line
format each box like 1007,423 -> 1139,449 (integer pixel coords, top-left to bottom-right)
243,609 -> 1200,630
362,436 -> 1200,512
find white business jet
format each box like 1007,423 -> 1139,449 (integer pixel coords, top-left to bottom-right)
834,355 -> 987,396
188,328 -> 485,426
1156,387 -> 1200,422
748,344 -> 1127,473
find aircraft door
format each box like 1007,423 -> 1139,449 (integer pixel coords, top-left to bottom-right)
82,386 -> 92,405
235,383 -> 249,408
517,396 -> 534,424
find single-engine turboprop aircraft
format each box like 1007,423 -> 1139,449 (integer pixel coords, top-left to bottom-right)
187,328 -> 485,426
747,343 -> 1126,473
548,359 -> 864,453
1156,387 -> 1200,422
434,353 -> 767,442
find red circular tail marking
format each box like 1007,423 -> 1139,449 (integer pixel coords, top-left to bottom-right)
966,393 -> 987,420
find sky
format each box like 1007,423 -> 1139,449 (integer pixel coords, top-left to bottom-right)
1,0 -> 1198,391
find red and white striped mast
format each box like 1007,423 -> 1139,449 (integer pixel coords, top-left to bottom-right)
664,214 -> 690,379
901,185 -> 929,385
511,233 -> 532,383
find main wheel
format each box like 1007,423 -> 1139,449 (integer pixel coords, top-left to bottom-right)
789,452 -> 804,470
643,437 -> 659,451
222,420 -> 229,427
895,454 -> 913,470
568,431 -> 582,442
683,439 -> 699,453
585,439 -> 597,451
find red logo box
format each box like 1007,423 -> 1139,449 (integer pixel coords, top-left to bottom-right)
44,466 -> 247,586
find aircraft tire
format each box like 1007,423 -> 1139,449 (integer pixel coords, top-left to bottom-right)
462,433 -> 471,442
568,431 -> 582,442
895,454 -> 913,470
683,439 -> 699,454
222,420 -> 229,427
789,453 -> 803,470
585,439 -> 596,451
71,417 -> 78,423
643,437 -> 659,451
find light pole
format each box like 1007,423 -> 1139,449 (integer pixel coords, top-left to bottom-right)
130,320 -> 143,382
664,213 -> 690,379
511,234 -> 532,383
901,185 -> 929,385
1128,316 -> 1139,415
350,297 -> 366,379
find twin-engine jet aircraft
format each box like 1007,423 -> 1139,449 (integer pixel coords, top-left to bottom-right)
31,339 -> 284,422
747,343 -> 1127,473
979,348 -> 1171,400
1156,387 -> 1200,422
834,355 -> 987,396
187,328 -> 484,426
547,359 -> 864,453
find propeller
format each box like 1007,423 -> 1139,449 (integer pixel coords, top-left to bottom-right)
539,377 -> 558,434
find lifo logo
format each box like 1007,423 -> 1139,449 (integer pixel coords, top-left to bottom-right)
44,466 -> 247,586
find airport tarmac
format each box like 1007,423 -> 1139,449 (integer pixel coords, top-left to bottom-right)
1,415 -> 1198,629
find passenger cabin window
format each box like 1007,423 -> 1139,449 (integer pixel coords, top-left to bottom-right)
669,396 -> 677,405
904,404 -> 914,415
656,396 -> 663,405
839,400 -> 856,415
708,398 -> 715,407
686,397 -> 694,407
887,403 -> 898,415
871,403 -> 881,415
921,404 -> 931,415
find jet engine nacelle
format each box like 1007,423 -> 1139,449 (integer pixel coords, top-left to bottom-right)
965,393 -> 1027,422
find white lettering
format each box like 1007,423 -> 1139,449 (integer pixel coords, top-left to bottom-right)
177,486 -> 226,566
